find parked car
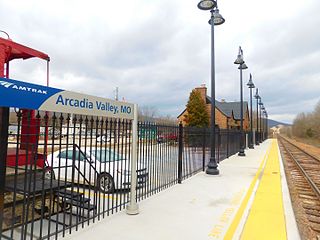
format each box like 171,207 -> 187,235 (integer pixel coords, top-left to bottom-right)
96,132 -> 115,142
46,147 -> 148,193
157,133 -> 178,143
48,128 -> 62,139
96,135 -> 111,142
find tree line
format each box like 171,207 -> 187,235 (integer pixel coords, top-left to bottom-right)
291,100 -> 320,139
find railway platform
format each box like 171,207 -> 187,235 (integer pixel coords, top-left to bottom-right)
64,139 -> 300,240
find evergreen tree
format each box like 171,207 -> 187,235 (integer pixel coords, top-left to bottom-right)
184,90 -> 209,127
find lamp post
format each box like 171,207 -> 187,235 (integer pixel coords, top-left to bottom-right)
265,111 -> 268,139
197,0 -> 225,175
234,47 -> 248,156
254,88 -> 260,145
247,73 -> 255,149
260,105 -> 264,140
261,105 -> 265,141
259,99 -> 263,143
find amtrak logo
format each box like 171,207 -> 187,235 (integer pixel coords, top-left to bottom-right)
0,80 -> 47,94
0,81 -> 13,88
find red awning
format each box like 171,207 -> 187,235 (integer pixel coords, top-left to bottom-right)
0,37 -> 49,62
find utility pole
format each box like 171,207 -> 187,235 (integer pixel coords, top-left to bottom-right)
114,87 -> 119,101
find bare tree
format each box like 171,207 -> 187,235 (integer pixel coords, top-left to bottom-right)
138,105 -> 158,122
292,100 -> 320,139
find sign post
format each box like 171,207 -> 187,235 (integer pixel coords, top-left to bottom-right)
126,104 -> 139,215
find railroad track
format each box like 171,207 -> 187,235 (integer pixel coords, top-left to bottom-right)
278,136 -> 320,238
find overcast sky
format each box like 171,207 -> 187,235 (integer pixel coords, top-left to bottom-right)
1,0 -> 319,124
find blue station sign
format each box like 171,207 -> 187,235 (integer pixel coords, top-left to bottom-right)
0,78 -> 134,119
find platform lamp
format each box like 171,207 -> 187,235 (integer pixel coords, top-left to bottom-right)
262,110 -> 265,141
259,100 -> 264,143
234,47 -> 248,156
247,73 -> 255,149
261,105 -> 265,141
197,0 -> 225,175
254,88 -> 260,145
265,110 -> 268,139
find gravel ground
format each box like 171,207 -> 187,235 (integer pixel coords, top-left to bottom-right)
280,136 -> 320,240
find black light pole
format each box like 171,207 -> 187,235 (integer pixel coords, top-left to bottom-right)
262,106 -> 266,141
261,105 -> 265,141
197,0 -> 225,175
262,110 -> 265,140
259,100 -> 263,143
254,88 -> 260,145
234,47 -> 248,156
265,111 -> 268,139
247,73 -> 255,149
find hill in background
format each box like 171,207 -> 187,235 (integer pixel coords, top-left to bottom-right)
268,119 -> 291,128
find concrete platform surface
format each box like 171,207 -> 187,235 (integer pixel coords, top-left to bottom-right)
64,139 -> 300,240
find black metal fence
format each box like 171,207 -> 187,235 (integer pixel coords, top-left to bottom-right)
1,109 -> 135,240
136,123 -> 243,200
0,108 -> 243,239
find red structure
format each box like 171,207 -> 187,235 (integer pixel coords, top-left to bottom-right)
0,36 -> 49,78
0,33 -> 50,166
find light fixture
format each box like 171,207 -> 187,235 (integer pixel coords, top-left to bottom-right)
254,90 -> 260,99
208,8 -> 225,25
238,63 -> 248,69
247,74 -> 255,88
197,0 -> 216,10
234,46 -> 244,64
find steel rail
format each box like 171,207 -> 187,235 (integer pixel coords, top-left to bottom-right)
279,135 -> 320,162
279,136 -> 320,198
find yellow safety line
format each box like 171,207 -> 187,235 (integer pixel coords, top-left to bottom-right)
240,139 -> 287,240
223,143 -> 272,240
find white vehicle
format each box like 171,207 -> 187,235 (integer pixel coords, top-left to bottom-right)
96,131 -> 117,142
96,135 -> 112,142
46,147 -> 148,193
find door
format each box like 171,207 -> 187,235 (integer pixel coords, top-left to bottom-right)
53,149 -> 87,184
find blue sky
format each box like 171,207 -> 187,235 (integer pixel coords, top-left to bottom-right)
1,0 -> 319,124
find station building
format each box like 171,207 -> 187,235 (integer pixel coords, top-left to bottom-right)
177,84 -> 250,130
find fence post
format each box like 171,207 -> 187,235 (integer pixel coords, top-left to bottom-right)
0,107 -> 9,236
178,122 -> 183,184
226,128 -> 229,158
202,128 -> 206,172
126,104 -> 139,215
217,126 -> 221,163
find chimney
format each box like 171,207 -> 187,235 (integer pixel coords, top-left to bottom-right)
195,84 -> 207,103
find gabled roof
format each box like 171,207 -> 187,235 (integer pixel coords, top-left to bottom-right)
177,108 -> 186,119
206,96 -> 248,120
177,95 -> 249,121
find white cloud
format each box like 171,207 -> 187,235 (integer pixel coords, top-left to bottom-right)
1,0 -> 320,123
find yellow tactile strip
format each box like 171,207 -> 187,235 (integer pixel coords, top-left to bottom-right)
222,145 -> 269,240
240,139 -> 287,240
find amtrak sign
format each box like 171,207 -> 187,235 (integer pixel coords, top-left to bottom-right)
0,78 -> 134,119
